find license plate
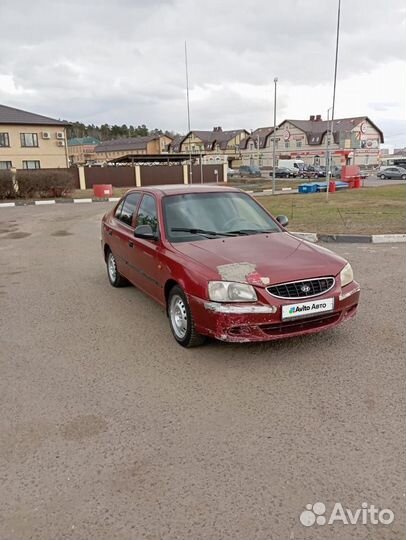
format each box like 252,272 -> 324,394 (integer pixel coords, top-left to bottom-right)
282,297 -> 335,320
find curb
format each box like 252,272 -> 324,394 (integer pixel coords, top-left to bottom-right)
0,197 -> 120,208
291,232 -> 406,244
245,188 -> 297,196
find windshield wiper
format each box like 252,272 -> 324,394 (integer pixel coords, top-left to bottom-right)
171,227 -> 237,238
225,229 -> 277,235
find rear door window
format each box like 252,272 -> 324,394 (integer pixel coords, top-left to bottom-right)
116,192 -> 141,227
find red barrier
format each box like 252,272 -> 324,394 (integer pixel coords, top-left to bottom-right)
328,181 -> 336,193
93,184 -> 113,198
353,178 -> 361,189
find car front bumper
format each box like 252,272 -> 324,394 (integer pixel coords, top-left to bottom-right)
189,280 -> 360,343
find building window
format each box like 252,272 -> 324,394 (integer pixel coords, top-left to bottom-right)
285,141 -> 290,148
0,133 -> 10,147
22,160 -> 41,169
296,141 -> 302,148
20,133 -> 39,147
0,161 -> 12,169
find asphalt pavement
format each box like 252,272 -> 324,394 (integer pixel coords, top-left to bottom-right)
0,203 -> 405,540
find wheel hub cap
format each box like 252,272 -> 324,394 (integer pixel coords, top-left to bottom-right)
170,295 -> 188,339
108,254 -> 117,281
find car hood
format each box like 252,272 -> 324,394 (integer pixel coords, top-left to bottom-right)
173,232 -> 347,286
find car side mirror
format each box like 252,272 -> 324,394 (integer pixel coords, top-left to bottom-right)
276,215 -> 289,227
134,224 -> 157,240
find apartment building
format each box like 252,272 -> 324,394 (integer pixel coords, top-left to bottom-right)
95,135 -> 173,162
169,127 -> 249,167
241,115 -> 384,167
68,136 -> 100,165
0,104 -> 69,169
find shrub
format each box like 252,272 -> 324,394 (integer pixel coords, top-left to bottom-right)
0,170 -> 15,199
16,170 -> 75,198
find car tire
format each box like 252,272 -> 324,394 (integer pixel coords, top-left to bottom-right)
168,285 -> 206,347
380,174 -> 386,179
401,175 -> 406,180
106,249 -> 128,287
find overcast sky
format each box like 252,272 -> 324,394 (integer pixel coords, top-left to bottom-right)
0,0 -> 405,147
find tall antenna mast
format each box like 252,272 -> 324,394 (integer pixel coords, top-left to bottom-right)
184,41 -> 193,183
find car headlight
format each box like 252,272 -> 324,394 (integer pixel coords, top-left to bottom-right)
340,262 -> 354,287
208,281 -> 257,302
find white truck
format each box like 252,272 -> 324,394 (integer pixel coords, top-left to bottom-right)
277,159 -> 305,175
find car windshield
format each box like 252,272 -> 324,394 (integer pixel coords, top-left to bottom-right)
163,192 -> 281,242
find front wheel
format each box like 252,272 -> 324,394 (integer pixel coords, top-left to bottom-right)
168,286 -> 206,347
380,174 -> 386,179
106,249 -> 128,287
401,175 -> 406,180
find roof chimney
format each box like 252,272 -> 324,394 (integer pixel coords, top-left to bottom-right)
315,114 -> 322,121
310,115 -> 315,121
213,126 -> 222,132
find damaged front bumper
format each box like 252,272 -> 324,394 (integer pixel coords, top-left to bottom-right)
204,303 -> 278,314
189,281 -> 360,343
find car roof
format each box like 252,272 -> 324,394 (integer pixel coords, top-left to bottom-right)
125,184 -> 242,196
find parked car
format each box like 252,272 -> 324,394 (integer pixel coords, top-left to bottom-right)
300,166 -> 325,179
239,165 -> 262,177
378,166 -> 406,180
269,167 -> 297,178
330,166 -> 342,179
227,168 -> 239,178
101,185 -> 360,347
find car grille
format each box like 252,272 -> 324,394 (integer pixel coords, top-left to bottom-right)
267,277 -> 335,299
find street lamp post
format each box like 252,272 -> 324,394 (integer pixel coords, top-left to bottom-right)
200,151 -> 204,183
257,134 -> 260,168
272,77 -> 278,195
325,106 -> 333,193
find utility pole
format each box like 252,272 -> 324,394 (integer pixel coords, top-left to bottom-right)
272,77 -> 278,195
326,0 -> 341,201
184,41 -> 193,184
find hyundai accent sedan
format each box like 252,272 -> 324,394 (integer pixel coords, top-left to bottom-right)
101,185 -> 360,347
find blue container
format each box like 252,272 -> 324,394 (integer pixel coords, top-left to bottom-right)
315,182 -> 327,192
298,183 -> 318,194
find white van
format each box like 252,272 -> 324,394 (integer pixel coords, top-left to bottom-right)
277,159 -> 305,175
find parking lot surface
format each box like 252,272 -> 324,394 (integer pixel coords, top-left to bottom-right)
0,203 -> 405,540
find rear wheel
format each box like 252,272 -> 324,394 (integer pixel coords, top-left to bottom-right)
380,174 -> 386,179
401,175 -> 406,180
106,249 -> 128,287
168,286 -> 206,347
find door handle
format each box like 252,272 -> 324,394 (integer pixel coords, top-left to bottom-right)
128,241 -> 134,248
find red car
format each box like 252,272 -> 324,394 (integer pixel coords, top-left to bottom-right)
101,185 -> 360,347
